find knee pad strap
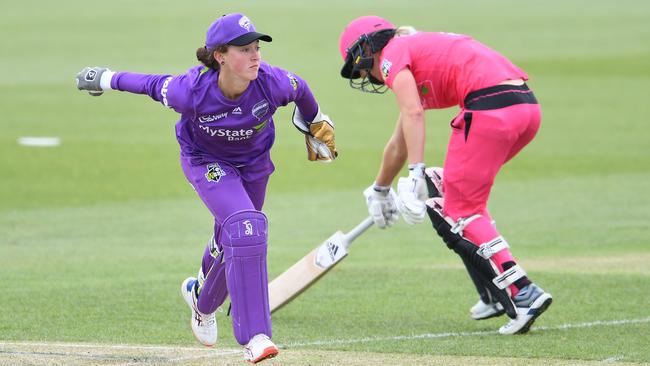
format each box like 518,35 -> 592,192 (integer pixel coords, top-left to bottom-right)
493,264 -> 526,290
477,236 -> 509,259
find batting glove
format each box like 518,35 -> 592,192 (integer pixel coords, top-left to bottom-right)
363,184 -> 399,229
396,163 -> 428,225
75,66 -> 111,96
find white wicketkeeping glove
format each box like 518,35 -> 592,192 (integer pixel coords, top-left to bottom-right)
396,163 -> 428,225
363,184 -> 399,229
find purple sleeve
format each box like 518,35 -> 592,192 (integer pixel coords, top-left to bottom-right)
110,72 -> 192,114
293,76 -> 319,122
264,65 -> 319,121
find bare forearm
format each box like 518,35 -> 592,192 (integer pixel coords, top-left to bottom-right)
401,110 -> 425,164
375,142 -> 406,186
390,68 -> 426,165
375,118 -> 408,186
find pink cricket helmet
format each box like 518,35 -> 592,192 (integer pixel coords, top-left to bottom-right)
339,15 -> 395,79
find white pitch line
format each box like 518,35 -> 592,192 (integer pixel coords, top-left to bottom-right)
0,341 -> 239,355
602,355 -> 625,363
1,316 -> 649,354
282,316 -> 650,348
167,351 -> 241,362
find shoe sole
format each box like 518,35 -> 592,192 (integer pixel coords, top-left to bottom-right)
471,308 -> 506,321
190,320 -> 216,348
248,346 -> 279,363
513,295 -> 553,335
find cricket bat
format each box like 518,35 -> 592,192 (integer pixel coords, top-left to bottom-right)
268,217 -> 374,313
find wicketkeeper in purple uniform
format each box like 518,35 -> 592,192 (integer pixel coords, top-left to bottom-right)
75,13 -> 337,363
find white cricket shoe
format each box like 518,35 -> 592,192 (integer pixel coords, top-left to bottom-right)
499,284 -> 553,335
181,277 -> 217,347
244,334 -> 279,363
470,299 -> 505,320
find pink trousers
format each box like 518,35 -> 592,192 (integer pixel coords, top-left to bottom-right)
443,102 -> 541,293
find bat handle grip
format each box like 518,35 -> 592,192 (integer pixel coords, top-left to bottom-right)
344,217 -> 374,242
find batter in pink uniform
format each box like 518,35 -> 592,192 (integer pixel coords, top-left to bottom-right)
339,16 -> 552,334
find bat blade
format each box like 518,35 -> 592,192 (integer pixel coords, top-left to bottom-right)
269,231 -> 347,313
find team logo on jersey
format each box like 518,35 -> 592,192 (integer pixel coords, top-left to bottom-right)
238,16 -> 252,31
287,73 -> 298,90
205,163 -> 226,183
199,125 -> 255,140
417,80 -> 434,108
381,59 -> 392,79
253,119 -> 269,132
252,99 -> 270,120
198,112 -> 228,123
232,106 -> 243,115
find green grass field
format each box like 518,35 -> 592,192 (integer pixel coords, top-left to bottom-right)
1,0 -> 650,365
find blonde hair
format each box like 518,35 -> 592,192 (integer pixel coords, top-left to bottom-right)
394,26 -> 417,37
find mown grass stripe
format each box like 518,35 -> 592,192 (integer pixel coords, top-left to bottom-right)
2,316 -> 647,352
283,316 -> 650,348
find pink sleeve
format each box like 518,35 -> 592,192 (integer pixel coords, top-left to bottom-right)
381,44 -> 412,89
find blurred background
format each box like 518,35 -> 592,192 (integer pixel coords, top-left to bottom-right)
1,0 -> 649,363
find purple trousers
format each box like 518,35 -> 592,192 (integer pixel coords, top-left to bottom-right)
180,155 -> 271,345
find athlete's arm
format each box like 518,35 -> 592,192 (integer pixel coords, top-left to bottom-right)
283,69 -> 336,161
292,83 -> 319,122
106,71 -> 192,114
375,114 -> 407,186
391,68 -> 425,165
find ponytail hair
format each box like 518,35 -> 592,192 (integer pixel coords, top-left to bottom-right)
196,45 -> 229,70
394,26 -> 417,37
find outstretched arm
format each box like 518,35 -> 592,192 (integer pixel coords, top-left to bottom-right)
75,67 -> 190,113
109,72 -> 174,103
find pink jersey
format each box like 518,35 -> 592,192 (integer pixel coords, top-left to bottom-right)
380,32 -> 528,109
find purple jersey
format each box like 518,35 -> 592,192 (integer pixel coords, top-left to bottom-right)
110,62 -> 318,180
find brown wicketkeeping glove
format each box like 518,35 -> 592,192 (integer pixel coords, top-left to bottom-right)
292,106 -> 339,162
306,119 -> 338,162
